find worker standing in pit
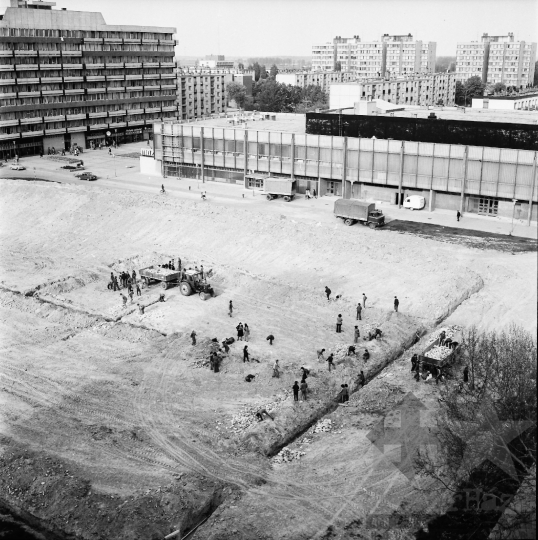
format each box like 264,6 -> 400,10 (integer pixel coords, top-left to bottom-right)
272,359 -> 280,378
325,286 -> 332,302
356,302 -> 362,321
190,330 -> 197,346
256,409 -> 274,422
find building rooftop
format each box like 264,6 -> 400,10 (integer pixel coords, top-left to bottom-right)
487,92 -> 538,101
358,106 -> 538,125
179,113 -> 306,134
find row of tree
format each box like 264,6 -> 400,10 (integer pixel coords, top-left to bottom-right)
226,80 -> 328,113
455,75 -> 537,106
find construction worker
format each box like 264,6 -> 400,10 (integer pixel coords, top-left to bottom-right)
362,293 -> 367,308
272,359 -> 280,378
363,349 -> 370,362
317,348 -> 326,362
326,353 -> 335,372
200,265 -> 204,279
244,324 -> 250,342
120,293 -> 127,307
325,286 -> 331,302
190,330 -> 197,346
354,326 -> 360,343
292,381 -> 299,402
222,340 -> 230,354
229,300 -> 233,318
336,314 -> 343,333
347,345 -> 356,357
359,371 -> 366,387
256,409 -> 274,422
266,334 -> 275,345
138,304 -> 144,315
394,296 -> 399,312
136,283 -> 142,296
300,380 -> 308,401
113,275 -> 119,291
128,288 -> 134,304
243,345 -> 250,363
236,323 -> 244,341
356,302 -> 362,321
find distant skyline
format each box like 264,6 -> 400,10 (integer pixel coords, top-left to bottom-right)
1,0 -> 536,58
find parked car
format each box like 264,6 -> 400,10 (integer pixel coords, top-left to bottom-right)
403,195 -> 425,210
9,164 -> 26,170
61,164 -> 84,171
75,172 -> 97,181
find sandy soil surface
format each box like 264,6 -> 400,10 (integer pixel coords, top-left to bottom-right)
0,178 -> 535,539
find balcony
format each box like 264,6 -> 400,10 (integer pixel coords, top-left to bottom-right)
88,111 -> 107,118
18,91 -> 41,97
106,74 -> 124,81
161,84 -> 176,89
41,89 -> 63,95
44,127 -> 67,135
62,51 -> 82,57
105,62 -> 124,69
83,38 -> 103,43
16,77 -> 39,84
160,62 -> 175,68
0,119 -> 19,127
89,123 -> 108,130
124,39 -> 141,44
65,89 -> 85,94
162,106 -> 176,112
142,39 -> 158,44
87,63 -> 105,69
41,76 -> 62,83
44,115 -> 65,122
87,88 -> 106,94
143,62 -> 159,68
20,117 -> 44,124
143,74 -> 160,79
39,50 -> 61,56
39,64 -> 61,70
125,63 -> 142,68
86,76 -> 106,81
0,78 -> 15,85
108,110 -> 126,116
107,87 -> 125,93
127,108 -> 144,114
16,64 -> 38,70
160,73 -> 175,79
64,76 -> 84,82
62,64 -> 83,69
103,38 -> 123,44
67,125 -> 87,133
127,119 -> 145,126
125,74 -> 142,80
0,133 -> 17,140
66,113 -> 87,120
110,121 -> 126,128
14,50 -> 37,57
143,84 -> 160,89
21,130 -> 44,137
126,86 -> 143,91
145,107 -> 161,113
0,50 -> 13,57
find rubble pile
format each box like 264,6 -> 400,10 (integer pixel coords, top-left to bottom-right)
426,346 -> 453,361
351,382 -> 405,414
312,419 -> 333,434
423,325 -> 461,347
228,393 -> 290,434
272,447 -> 306,464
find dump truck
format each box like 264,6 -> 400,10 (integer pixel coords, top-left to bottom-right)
333,199 -> 385,228
418,328 -> 462,370
264,177 -> 297,202
139,266 -> 214,300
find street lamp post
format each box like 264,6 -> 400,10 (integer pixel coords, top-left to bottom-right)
509,198 -> 518,236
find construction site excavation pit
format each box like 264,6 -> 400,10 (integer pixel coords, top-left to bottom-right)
0,178 -> 536,540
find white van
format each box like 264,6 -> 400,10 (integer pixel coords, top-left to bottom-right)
403,195 -> 425,210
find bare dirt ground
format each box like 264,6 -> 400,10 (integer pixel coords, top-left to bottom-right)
0,178 -> 536,540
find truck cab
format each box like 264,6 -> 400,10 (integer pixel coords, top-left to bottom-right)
333,199 -> 385,228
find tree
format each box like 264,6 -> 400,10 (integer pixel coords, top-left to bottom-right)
260,64 -> 268,80
456,76 -> 486,106
335,61 -> 342,72
493,82 -> 507,94
238,62 -> 244,71
415,325 -> 537,540
226,82 -> 247,109
253,62 -> 261,82
270,64 -> 278,79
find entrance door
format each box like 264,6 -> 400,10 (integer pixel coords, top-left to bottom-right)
326,181 -> 341,196
478,198 -> 498,216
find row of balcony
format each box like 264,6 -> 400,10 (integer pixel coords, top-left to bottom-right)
0,61 -> 175,71
1,84 -> 178,99
0,73 -> 176,85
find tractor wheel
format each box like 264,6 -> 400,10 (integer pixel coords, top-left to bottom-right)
283,196 -> 291,202
161,281 -> 170,290
180,282 -> 192,296
344,218 -> 354,226
199,292 -> 208,301
266,194 -> 273,201
368,222 -> 377,229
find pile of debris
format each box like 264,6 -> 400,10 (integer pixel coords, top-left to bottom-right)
312,418 -> 333,434
272,447 -> 306,464
228,392 -> 290,434
423,325 -> 461,348
426,346 -> 453,361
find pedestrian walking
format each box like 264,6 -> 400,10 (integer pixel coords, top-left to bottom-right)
120,293 -> 127,307
136,283 -> 141,296
359,371 -> 366,387
272,359 -> 280,378
236,323 -> 244,341
313,188 -> 317,198
229,300 -> 233,318
244,323 -> 250,342
336,314 -> 343,333
354,325 -> 360,343
326,353 -> 335,372
243,345 -> 250,363
292,381 -> 299,401
325,286 -> 331,302
394,296 -> 399,312
300,380 -> 308,401
190,330 -> 197,346
457,210 -> 461,222
266,334 -> 275,345
362,293 -> 367,308
356,302 -> 362,320
317,348 -> 326,362
363,349 -> 370,362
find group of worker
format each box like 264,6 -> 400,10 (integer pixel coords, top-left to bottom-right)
411,353 -> 446,384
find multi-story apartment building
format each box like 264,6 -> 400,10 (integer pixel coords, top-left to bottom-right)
0,0 -> 177,157
276,71 -> 355,91
456,33 -> 537,87
198,55 -> 235,70
176,73 -> 226,121
312,34 -> 436,80
329,72 -> 456,109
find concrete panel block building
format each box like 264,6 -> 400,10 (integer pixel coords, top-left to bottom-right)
0,0 -> 177,157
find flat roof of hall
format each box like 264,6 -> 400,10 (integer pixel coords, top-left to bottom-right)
337,106 -> 538,125
179,113 -> 306,133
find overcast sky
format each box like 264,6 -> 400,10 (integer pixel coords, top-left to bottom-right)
1,0 -> 536,58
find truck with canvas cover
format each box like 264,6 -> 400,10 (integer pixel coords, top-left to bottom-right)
264,177 -> 297,202
139,266 -> 214,300
333,199 -> 385,228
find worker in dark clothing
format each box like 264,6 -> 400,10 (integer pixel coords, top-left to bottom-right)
356,303 -> 362,321
336,314 -> 343,333
325,286 -> 331,301
292,381 -> 299,402
266,334 -> 275,345
159,292 -> 165,302
342,384 -> 349,403
363,349 -> 370,362
394,296 -> 399,312
300,380 -> 308,401
457,210 -> 461,222
347,345 -> 356,357
300,367 -> 310,380
222,340 -> 230,354
245,374 -> 255,382
200,265 -> 204,279
359,371 -> 366,387
132,270 -> 136,281
374,328 -> 383,340
327,353 -> 335,372
136,283 -> 142,296
463,366 -> 469,383
362,293 -> 367,308
229,301 -> 233,317
113,276 -> 119,291
190,330 -> 197,346
354,326 -> 360,343
177,258 -> 182,271
411,354 -> 418,372
236,322 -> 244,340
107,280 -> 113,290
439,330 -> 446,345
243,345 -> 250,363
256,409 -> 274,421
